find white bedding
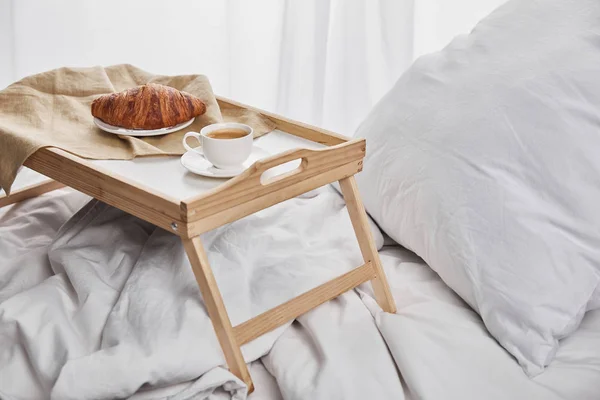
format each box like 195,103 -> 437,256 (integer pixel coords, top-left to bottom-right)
1,172 -> 599,399
0,168 -> 403,399
355,0 -> 600,377
360,247 -> 600,400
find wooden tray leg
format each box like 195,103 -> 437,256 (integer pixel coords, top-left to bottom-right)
0,180 -> 65,209
182,236 -> 254,393
339,176 -> 397,313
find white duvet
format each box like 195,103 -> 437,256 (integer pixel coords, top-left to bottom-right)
1,179 -> 599,400
362,248 -> 600,400
0,183 -> 402,400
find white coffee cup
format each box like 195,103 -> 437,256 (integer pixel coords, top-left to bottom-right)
183,122 -> 253,170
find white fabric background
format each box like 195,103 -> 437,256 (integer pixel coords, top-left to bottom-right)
0,0 -> 505,134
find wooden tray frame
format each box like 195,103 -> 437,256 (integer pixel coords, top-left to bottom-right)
0,96 -> 396,393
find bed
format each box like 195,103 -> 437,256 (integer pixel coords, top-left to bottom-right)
3,124 -> 600,400
2,167 -> 599,399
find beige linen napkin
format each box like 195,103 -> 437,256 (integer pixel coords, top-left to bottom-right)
0,64 -> 275,194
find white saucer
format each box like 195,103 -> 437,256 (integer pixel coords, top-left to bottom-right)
94,117 -> 195,137
181,145 -> 271,178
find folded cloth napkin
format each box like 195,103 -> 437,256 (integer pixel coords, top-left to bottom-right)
0,64 -> 276,194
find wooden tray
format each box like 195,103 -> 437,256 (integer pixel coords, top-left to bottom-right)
0,96 -> 396,393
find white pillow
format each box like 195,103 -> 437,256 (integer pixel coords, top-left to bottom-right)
355,0 -> 600,376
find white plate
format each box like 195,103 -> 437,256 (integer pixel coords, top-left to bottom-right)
181,145 -> 271,178
93,117 -> 195,137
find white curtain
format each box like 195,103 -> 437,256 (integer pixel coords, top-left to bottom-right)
0,0 -> 505,134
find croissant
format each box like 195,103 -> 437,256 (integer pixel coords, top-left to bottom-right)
91,83 -> 206,130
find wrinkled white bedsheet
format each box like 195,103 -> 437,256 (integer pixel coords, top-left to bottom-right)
359,247 -> 600,400
2,174 -> 599,400
0,180 -> 403,400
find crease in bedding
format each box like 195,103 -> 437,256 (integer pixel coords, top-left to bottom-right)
358,247 -> 600,400
0,186 -> 405,400
2,186 -> 600,400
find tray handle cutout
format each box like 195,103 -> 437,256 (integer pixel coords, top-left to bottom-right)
246,147 -> 308,186
259,157 -> 304,185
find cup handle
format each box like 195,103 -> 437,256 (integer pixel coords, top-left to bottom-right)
183,132 -> 204,154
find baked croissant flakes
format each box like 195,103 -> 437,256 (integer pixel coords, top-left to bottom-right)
91,83 -> 206,130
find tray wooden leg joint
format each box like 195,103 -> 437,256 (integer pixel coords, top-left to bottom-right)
182,236 -> 255,394
0,179 -> 65,209
181,173 -> 397,394
181,175 -> 396,393
339,176 -> 397,313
